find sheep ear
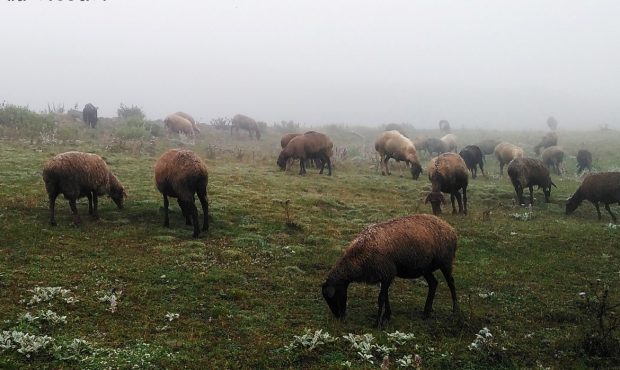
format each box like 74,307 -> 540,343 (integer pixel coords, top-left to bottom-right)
322,284 -> 335,299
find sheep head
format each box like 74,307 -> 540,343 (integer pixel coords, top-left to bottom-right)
276,152 -> 288,170
565,194 -> 583,215
108,174 -> 126,209
409,162 -> 422,180
425,192 -> 446,215
322,280 -> 348,319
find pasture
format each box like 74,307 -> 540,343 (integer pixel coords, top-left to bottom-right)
0,111 -> 619,369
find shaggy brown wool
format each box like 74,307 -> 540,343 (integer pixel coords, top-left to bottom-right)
534,132 -> 558,155
164,114 -> 195,137
541,146 -> 565,176
566,172 -> 620,223
322,214 -> 460,327
440,133 -> 458,153
494,142 -> 524,176
277,131 -> 333,175
42,151 -> 126,226
425,153 -> 469,215
231,114 -> 261,140
374,130 -> 422,180
507,157 -> 556,206
459,145 -> 485,179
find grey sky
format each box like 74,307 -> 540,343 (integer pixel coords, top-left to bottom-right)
1,1 -> 618,129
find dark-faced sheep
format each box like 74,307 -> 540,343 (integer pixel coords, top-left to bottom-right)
154,149 -> 209,238
82,103 -> 98,129
42,151 -> 126,226
425,153 -> 469,215
231,114 -> 261,140
440,134 -> 458,153
164,113 -> 196,137
533,132 -> 558,155
476,139 -> 501,156
174,111 -> 200,134
322,214 -> 459,328
439,119 -> 451,134
541,146 -> 565,176
566,172 -> 620,223
507,157 -> 556,206
425,138 -> 450,156
494,142 -> 524,176
374,130 -> 422,180
459,145 -> 485,179
277,131 -> 333,176
576,149 -> 593,175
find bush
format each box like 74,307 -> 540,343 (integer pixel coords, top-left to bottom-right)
0,104 -> 56,141
117,104 -> 145,120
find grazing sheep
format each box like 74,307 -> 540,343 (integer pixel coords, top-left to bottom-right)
439,119 -> 451,134
42,151 -> 126,226
321,214 -> 459,327
566,172 -> 620,223
459,145 -> 485,179
541,146 -> 565,176
164,113 -> 196,137
476,139 -> 501,156
374,130 -> 422,180
494,142 -> 524,175
547,116 -> 558,131
425,138 -> 450,156
440,134 -> 458,152
507,157 -> 556,206
174,111 -> 200,134
82,103 -> 98,129
277,131 -> 333,176
154,149 -> 209,238
533,132 -> 558,155
576,149 -> 593,175
384,123 -> 408,137
425,153 -> 469,215
231,114 -> 261,140
280,133 -> 303,171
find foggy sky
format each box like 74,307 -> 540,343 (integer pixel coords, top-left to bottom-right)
1,1 -> 619,129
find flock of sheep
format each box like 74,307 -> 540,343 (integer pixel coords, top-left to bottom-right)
40,113 -> 620,327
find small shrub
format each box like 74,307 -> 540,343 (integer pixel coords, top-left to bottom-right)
117,103 -> 145,120
576,280 -> 620,357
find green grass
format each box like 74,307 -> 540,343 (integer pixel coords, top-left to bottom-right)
1,121 -> 620,369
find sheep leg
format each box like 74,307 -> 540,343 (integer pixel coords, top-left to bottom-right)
92,193 -> 99,220
384,157 -> 391,175
163,195 -> 170,227
604,203 -> 617,223
325,156 -> 332,176
379,154 -> 386,175
319,156 -> 326,174
462,187 -> 468,215
514,183 -> 524,205
455,192 -> 463,214
440,266 -> 460,314
87,193 -> 93,215
499,162 -> 504,176
423,273 -> 438,317
189,201 -> 200,238
528,185 -> 535,205
48,193 -> 58,226
375,280 -> 392,328
479,161 -> 485,177
450,193 -> 457,214
593,202 -> 602,220
299,158 -> 306,175
178,199 -> 191,225
198,190 -> 209,231
69,199 -> 80,226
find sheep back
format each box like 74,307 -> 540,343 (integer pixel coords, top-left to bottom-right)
476,139 -> 501,155
154,149 -> 208,202
507,157 -> 554,204
576,149 -> 593,174
277,131 -> 333,166
534,132 -> 558,155
440,134 -> 458,152
280,133 -> 302,149
164,114 -> 195,136
174,111 -> 200,133
374,130 -> 422,178
425,138 -> 449,155
566,172 -> 620,214
458,145 -> 484,178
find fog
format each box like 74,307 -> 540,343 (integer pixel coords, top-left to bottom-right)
1,1 -> 619,129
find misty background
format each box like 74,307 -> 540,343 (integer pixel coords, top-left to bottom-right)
1,1 -> 618,129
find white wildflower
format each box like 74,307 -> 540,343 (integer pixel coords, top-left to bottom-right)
165,312 -> 180,322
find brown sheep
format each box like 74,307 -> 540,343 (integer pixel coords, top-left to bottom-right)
424,137 -> 450,156
280,133 -> 302,149
566,172 -> 620,223
82,103 -> 98,129
439,119 -> 451,134
425,153 -> 469,215
174,111 -> 200,133
374,130 -> 422,180
154,149 -> 209,238
547,116 -> 558,131
321,214 -> 459,327
440,134 -> 458,152
231,114 -> 261,140
507,157 -> 556,205
42,151 -> 126,226
476,139 -> 501,156
164,114 -> 196,137
459,145 -> 485,179
533,132 -> 558,155
277,131 -> 333,175
541,146 -> 565,176
494,142 -> 524,175
576,149 -> 593,175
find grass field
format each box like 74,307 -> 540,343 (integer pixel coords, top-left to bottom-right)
1,115 -> 619,369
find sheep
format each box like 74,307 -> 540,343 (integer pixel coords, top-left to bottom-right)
374,130 -> 422,180
547,116 -> 558,131
424,137 -> 450,156
440,134 -> 458,152
231,114 -> 261,140
476,139 -> 501,156
565,172 -> 620,223
174,111 -> 200,133
42,151 -> 126,226
82,103 -> 98,129
533,132 -> 558,155
280,133 -> 303,170
541,146 -> 565,176
384,123 -> 408,137
154,149 -> 209,238
459,145 -> 485,179
439,119 -> 451,134
425,153 -> 469,215
164,113 -> 196,137
494,142 -> 524,175
576,149 -> 593,175
277,131 -> 333,176
506,157 -> 556,206
321,214 -> 459,327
